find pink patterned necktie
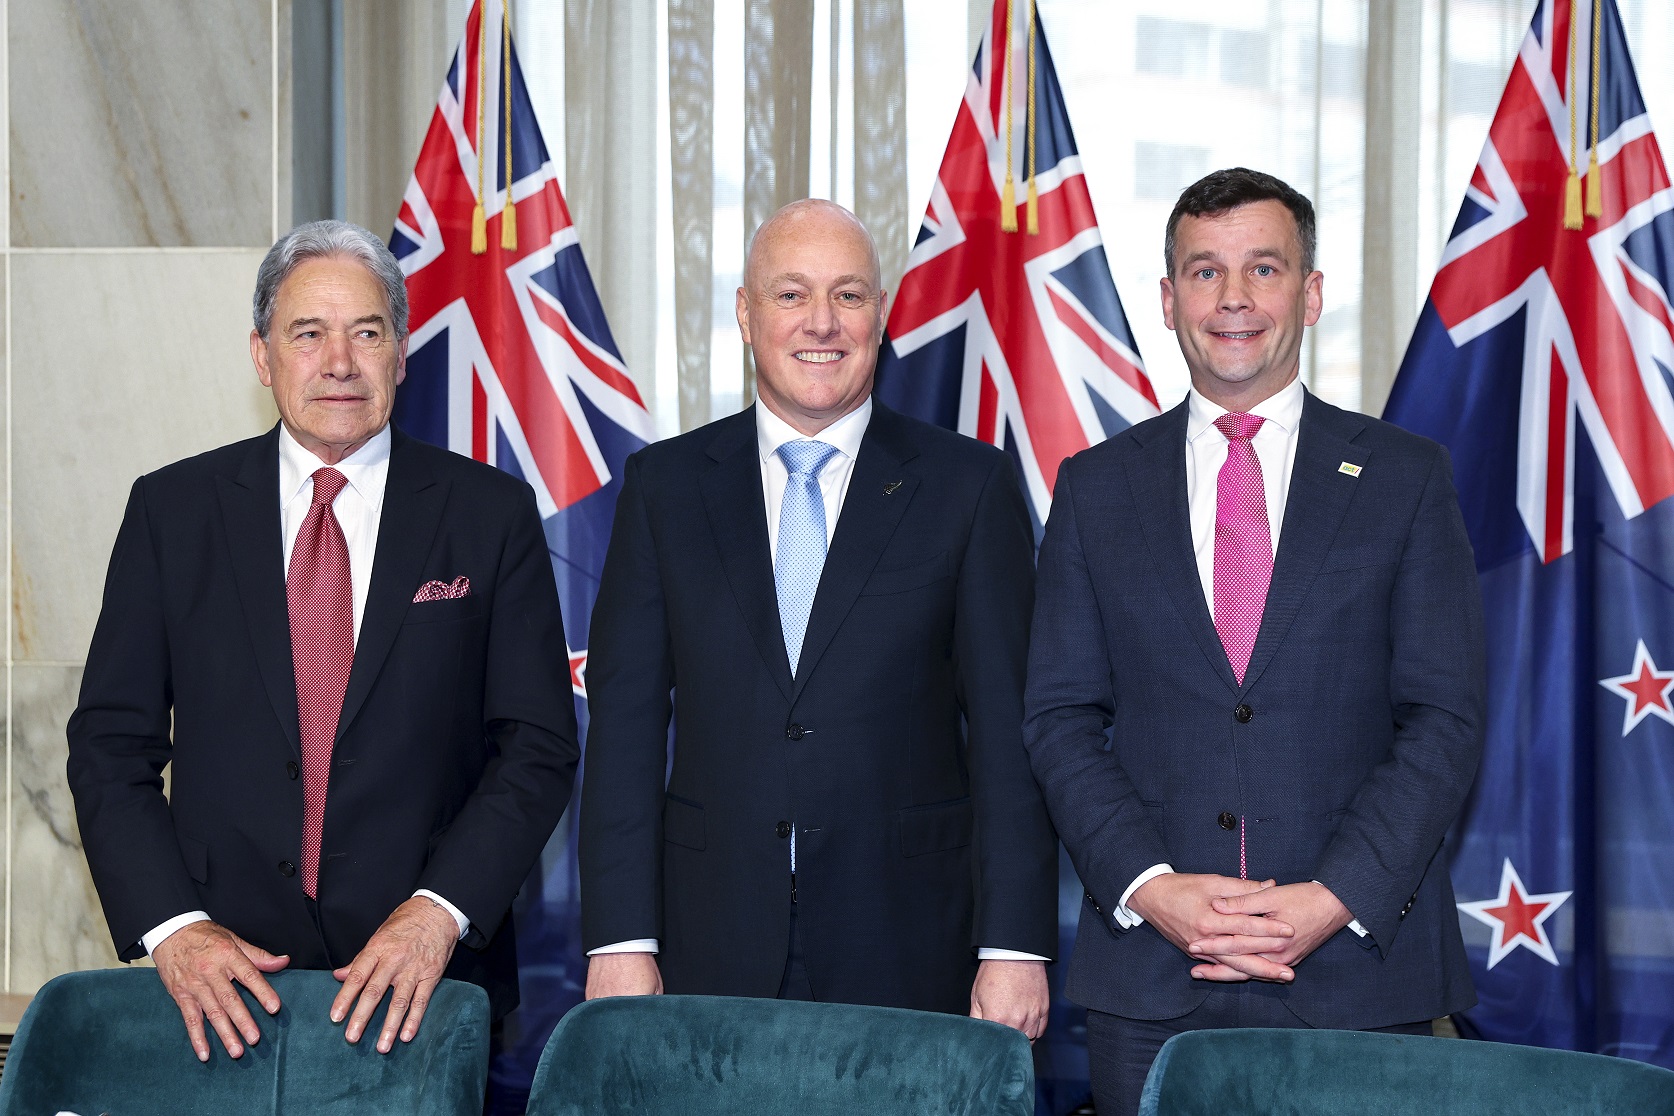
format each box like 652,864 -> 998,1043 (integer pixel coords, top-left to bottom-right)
288,467 -> 354,899
1212,412 -> 1272,686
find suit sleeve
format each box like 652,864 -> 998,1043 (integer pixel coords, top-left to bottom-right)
1312,444 -> 1485,952
955,455 -> 1059,958
1022,460 -> 1172,925
67,478 -> 202,961
577,453 -> 675,950
415,479 -> 581,947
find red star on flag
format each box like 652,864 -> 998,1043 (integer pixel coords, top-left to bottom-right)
1599,639 -> 1674,736
1457,858 -> 1572,969
568,647 -> 588,699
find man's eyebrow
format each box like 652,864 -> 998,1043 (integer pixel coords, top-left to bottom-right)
283,313 -> 388,331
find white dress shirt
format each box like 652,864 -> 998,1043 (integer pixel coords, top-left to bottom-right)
592,399 -> 1043,963
142,426 -> 468,956
1114,379 -> 1364,937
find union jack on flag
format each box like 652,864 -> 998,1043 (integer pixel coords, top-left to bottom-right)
875,0 -> 1157,532
389,0 -> 652,1107
1386,0 -> 1674,1067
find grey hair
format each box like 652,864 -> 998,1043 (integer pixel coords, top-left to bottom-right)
252,220 -> 409,340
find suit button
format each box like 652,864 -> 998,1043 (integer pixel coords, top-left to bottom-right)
1218,812 -> 1237,830
776,821 -> 792,839
785,724 -> 806,741
286,761 -> 299,780
1234,704 -> 1253,723
278,860 -> 296,878
1085,892 -> 1103,915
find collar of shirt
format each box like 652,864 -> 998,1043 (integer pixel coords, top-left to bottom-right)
278,423 -> 393,514
1184,375 -> 1305,447
755,396 -> 872,465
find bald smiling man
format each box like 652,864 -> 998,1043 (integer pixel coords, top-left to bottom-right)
578,200 -> 1059,1035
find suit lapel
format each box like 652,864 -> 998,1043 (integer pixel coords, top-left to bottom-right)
1128,402 -> 1239,693
337,429 -> 448,739
216,426 -> 301,753
792,404 -> 920,700
1240,391 -> 1370,692
699,409 -> 795,702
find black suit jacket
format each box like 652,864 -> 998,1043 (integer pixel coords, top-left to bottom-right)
579,402 -> 1058,1013
1024,390 -> 1485,1029
67,426 -> 580,1015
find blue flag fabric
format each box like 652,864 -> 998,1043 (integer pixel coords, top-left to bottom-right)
1385,0 -> 1674,1065
387,0 -> 655,1107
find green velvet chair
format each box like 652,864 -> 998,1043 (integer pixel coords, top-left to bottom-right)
0,967 -> 489,1116
1139,1026 -> 1674,1115
525,995 -> 1035,1115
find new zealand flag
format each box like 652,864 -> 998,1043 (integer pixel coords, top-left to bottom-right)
388,0 -> 654,1106
1385,0 -> 1674,1065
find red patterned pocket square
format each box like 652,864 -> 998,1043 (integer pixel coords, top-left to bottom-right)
413,576 -> 471,603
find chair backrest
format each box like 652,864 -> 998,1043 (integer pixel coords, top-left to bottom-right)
0,968 -> 489,1116
1139,1026 -> 1674,1116
526,995 -> 1035,1116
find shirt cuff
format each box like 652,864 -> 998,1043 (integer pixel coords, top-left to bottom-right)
977,948 -> 1050,962
587,939 -> 660,956
141,911 -> 211,956
413,890 -> 470,940
1115,864 -> 1176,930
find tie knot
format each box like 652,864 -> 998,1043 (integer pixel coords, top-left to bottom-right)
310,467 -> 348,506
1214,412 -> 1266,443
777,439 -> 840,478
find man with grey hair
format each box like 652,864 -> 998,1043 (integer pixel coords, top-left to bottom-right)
68,220 -> 580,1061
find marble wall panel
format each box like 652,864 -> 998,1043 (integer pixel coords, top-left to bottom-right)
10,663 -> 118,994
10,1 -> 276,247
10,250 -> 278,664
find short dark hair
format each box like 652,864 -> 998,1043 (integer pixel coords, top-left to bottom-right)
1164,168 -> 1316,277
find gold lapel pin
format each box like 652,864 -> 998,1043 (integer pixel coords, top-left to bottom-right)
1338,462 -> 1362,477
882,480 -> 903,494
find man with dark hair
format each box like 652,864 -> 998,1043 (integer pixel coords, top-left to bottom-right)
68,220 -> 580,1062
1024,169 -> 1484,1112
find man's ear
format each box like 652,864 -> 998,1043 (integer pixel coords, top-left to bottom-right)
251,329 -> 274,387
736,287 -> 751,345
1160,277 -> 1177,332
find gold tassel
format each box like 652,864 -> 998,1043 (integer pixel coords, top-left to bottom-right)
999,0 -> 1017,233
1584,0 -> 1603,218
500,2 -> 518,250
1562,0 -> 1581,231
1564,172 -> 1584,230
471,0 -> 489,254
1024,0 -> 1038,235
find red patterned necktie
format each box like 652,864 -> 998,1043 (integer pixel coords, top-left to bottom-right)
288,467 -> 354,899
1212,412 -> 1272,686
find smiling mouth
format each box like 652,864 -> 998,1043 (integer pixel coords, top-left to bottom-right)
1213,331 -> 1263,340
794,351 -> 844,363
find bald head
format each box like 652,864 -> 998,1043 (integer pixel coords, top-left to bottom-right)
736,199 -> 887,436
744,199 -> 882,292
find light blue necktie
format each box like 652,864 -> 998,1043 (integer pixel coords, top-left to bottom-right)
774,439 -> 841,678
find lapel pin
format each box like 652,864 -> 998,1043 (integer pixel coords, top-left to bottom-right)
882,480 -> 903,494
1338,462 -> 1363,477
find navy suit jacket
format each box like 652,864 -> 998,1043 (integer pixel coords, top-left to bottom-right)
67,426 -> 580,1016
579,402 -> 1058,1013
1024,390 -> 1484,1029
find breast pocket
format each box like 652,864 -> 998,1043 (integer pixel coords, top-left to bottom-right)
860,552 -> 952,597
404,596 -> 484,625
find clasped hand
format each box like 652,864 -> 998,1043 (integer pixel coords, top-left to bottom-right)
1128,874 -> 1352,983
153,897 -> 461,1061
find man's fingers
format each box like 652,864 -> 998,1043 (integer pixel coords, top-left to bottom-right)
174,997 -> 214,1062
1188,930 -> 1296,956
1201,951 -> 1294,982
229,959 -> 284,1016
199,990 -> 251,1058
345,963 -> 395,1044
1189,961 -> 1252,982
399,981 -> 438,1045
377,975 -> 419,1054
331,959 -> 372,1024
